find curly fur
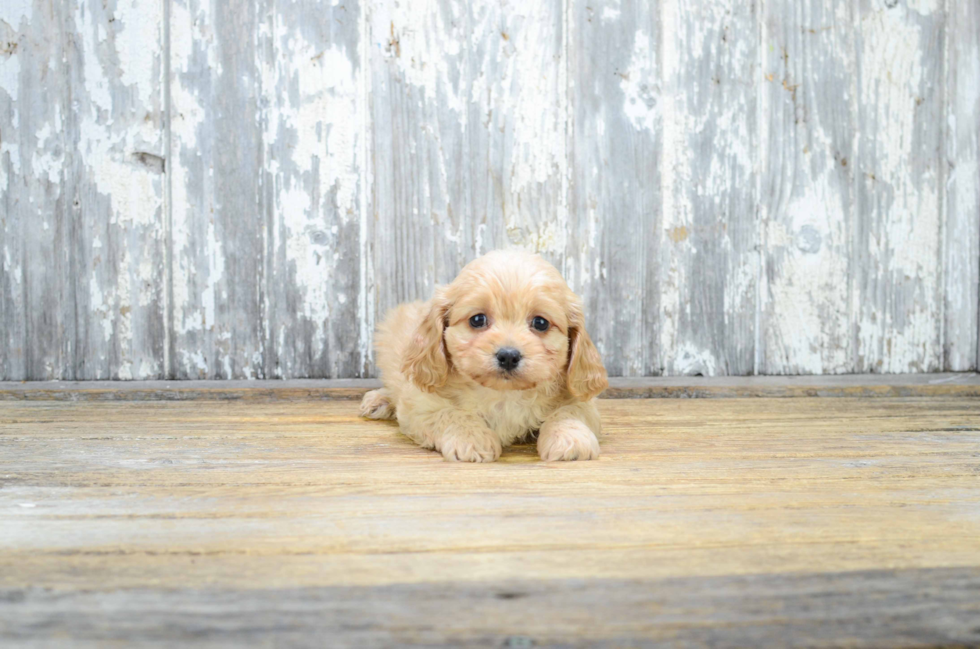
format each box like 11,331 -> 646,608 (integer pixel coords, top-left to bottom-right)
360,250 -> 608,462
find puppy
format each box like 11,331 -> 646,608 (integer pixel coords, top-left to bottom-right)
359,249 -> 608,462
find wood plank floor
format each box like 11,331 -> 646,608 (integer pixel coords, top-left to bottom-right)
1,396 -> 979,647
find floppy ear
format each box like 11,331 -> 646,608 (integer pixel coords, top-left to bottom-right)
566,312 -> 608,401
402,293 -> 451,392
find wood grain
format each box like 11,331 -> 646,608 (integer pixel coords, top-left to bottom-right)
1,2 -> 74,380
0,1 -> 168,381
2,373 -> 980,401
168,0 -> 266,379
1,396 -> 979,645
71,0 -> 169,381
2,1 -> 979,379
945,0 -> 980,371
659,0 -> 759,376
567,0 -> 662,377
5,570 -> 980,648
258,0 -> 365,379
760,0 -> 855,375
854,0 -> 946,374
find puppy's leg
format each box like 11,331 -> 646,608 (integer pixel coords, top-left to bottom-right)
359,388 -> 396,420
538,402 -> 601,462
403,409 -> 501,463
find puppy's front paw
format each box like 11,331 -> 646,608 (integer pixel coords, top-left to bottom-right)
538,419 -> 600,462
436,430 -> 502,463
359,389 -> 396,420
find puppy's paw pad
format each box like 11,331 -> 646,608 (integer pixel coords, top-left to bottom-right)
538,419 -> 600,462
438,433 -> 502,463
359,389 -> 396,420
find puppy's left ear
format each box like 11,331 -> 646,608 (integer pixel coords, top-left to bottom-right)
566,305 -> 608,401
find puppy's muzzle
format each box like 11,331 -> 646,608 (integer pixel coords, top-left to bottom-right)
495,347 -> 522,373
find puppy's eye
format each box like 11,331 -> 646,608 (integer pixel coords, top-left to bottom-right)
531,316 -> 550,332
469,314 -> 488,329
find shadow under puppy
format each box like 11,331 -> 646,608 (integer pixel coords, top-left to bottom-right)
360,249 -> 608,462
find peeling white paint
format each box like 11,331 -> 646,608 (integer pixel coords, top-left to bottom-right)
372,0 -> 465,120
759,0 -> 858,376
906,0 -> 938,16
658,0 -> 681,371
0,0 -> 31,31
257,5 -> 363,373
76,1 -> 163,231
0,25 -> 22,105
764,181 -> 850,374
31,122 -> 61,183
855,5 -> 943,373
169,0 -> 211,347
621,30 -> 659,134
944,0 -> 980,370
2,0 -> 977,380
672,341 -> 719,376
601,6 -> 621,23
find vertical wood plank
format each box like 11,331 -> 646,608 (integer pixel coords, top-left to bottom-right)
567,0 -> 661,376
366,0 -> 567,356
257,0 -> 364,378
170,0 -> 365,379
660,0 -> 759,376
853,0 -> 945,373
944,0 -> 979,371
169,0 -> 266,378
0,3 -> 74,380
760,1 -> 856,374
68,0 -> 168,379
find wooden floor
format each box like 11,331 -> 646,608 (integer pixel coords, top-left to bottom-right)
2,393 -> 980,647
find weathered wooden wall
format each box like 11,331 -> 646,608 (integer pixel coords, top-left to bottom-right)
1,0 -> 978,380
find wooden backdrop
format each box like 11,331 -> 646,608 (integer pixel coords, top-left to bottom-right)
1,0 -> 978,380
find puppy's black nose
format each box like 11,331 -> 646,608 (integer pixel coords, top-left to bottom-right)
495,347 -> 522,372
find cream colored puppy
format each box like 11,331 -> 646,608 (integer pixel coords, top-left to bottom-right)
359,249 -> 608,462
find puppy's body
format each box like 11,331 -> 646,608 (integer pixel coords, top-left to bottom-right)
361,250 -> 607,462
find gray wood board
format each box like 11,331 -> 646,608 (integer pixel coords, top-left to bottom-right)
659,0 -> 759,377
0,1 -> 168,381
760,0 -> 855,374
2,569 -> 979,648
1,0 -> 978,380
2,372 -> 979,401
945,0 -> 980,371
853,0 -> 946,374
567,0 -> 661,377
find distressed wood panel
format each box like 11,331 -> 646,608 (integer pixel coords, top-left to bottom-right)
169,0 -> 267,379
0,1 -> 166,381
257,0 -> 364,378
853,0 -> 945,373
169,0 -> 363,379
1,2 -> 74,380
944,0 -> 980,371
567,0 -> 662,377
659,0 -> 760,376
760,1 -> 856,374
69,0 -> 168,380
367,0 -> 567,341
2,0 -> 979,379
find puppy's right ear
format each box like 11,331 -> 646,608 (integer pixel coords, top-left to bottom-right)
402,292 -> 451,392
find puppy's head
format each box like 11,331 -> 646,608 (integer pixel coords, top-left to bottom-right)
402,250 -> 608,400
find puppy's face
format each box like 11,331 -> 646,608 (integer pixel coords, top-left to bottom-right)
443,263 -> 570,391
402,250 -> 608,400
